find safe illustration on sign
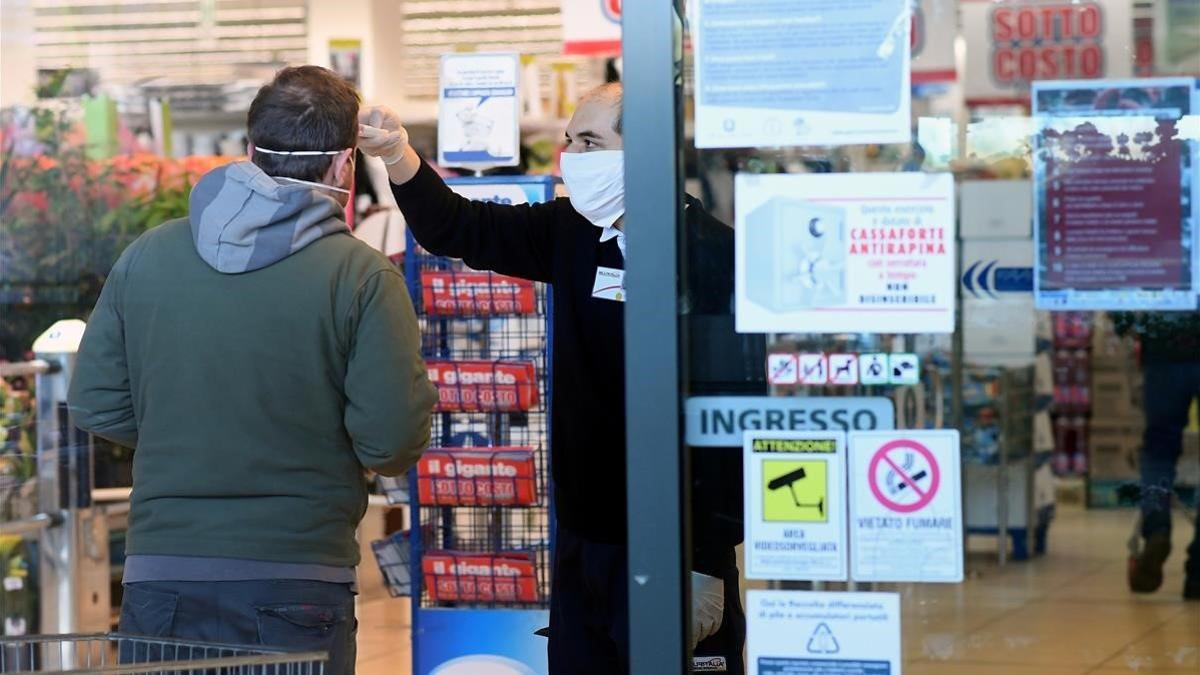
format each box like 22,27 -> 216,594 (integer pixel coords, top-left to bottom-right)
744,200 -> 847,311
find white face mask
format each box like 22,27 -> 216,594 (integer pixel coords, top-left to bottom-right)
560,150 -> 625,229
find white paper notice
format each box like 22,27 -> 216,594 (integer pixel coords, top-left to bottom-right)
735,172 -> 957,334
747,590 -> 902,675
693,0 -> 912,148
961,239 -> 1036,364
744,432 -> 848,581
438,53 -> 520,170
848,430 -> 964,583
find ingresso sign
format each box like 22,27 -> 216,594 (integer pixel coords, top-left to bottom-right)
684,396 -> 896,447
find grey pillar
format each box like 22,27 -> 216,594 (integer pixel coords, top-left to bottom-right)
623,2 -> 690,674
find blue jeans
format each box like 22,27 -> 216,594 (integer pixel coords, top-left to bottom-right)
1140,361 -> 1200,575
119,579 -> 356,674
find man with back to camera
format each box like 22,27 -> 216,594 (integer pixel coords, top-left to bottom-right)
67,66 -> 438,673
358,82 -> 752,674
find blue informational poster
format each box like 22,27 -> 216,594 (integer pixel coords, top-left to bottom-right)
438,53 -> 521,169
1032,77 -> 1200,311
693,0 -> 912,148
416,609 -> 549,675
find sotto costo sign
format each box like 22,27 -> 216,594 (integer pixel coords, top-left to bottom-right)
962,0 -> 1133,104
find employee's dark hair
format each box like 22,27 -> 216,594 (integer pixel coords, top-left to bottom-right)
581,82 -> 623,136
247,65 -> 360,182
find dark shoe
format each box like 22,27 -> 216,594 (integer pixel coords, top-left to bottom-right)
1128,533 -> 1172,593
1185,573 -> 1199,601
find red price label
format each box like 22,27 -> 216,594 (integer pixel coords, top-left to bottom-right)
421,271 -> 537,316
422,551 -> 539,604
417,447 -> 538,506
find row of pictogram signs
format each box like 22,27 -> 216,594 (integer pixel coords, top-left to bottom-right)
766,352 -> 920,386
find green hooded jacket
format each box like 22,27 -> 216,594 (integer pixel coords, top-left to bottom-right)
68,161 -> 436,566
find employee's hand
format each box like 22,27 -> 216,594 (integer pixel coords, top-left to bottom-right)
358,106 -> 408,164
358,106 -> 421,185
690,571 -> 725,649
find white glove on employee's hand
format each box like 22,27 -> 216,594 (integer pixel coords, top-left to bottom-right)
690,571 -> 725,650
357,106 -> 410,165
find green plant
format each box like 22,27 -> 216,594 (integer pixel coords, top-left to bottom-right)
1,99 -> 229,358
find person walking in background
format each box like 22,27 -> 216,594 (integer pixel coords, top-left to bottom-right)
1117,312 -> 1200,601
68,65 -> 437,673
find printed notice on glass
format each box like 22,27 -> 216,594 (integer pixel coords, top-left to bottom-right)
693,0 -> 912,148
438,53 -> 520,170
744,432 -> 848,581
747,590 -> 901,675
848,430 -> 963,583
735,172 -> 957,334
1033,78 -> 1200,311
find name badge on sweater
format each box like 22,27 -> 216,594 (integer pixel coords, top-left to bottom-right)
592,266 -> 626,302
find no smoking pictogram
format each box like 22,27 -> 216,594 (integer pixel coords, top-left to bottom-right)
867,439 -> 940,513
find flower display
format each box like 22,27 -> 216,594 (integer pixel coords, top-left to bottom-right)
0,103 -> 237,358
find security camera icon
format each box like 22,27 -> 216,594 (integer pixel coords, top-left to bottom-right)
767,467 -> 825,516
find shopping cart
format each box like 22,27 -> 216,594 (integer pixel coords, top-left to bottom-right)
0,634 -> 326,674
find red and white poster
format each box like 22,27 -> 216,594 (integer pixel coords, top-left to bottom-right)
421,271 -> 537,315
848,430 -> 963,583
422,551 -> 540,604
417,447 -> 539,506
962,0 -> 1134,105
1032,77 -> 1200,311
911,0 -> 958,84
735,172 -> 957,334
426,360 -> 540,412
562,0 -> 621,56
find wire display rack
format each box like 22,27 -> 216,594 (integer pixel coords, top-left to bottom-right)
372,185 -> 554,615
0,633 -> 325,674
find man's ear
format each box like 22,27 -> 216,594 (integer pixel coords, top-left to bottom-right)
326,148 -> 354,185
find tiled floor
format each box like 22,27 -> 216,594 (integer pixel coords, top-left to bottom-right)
356,504 -> 1199,674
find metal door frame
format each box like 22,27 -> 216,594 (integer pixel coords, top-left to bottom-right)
623,2 -> 691,673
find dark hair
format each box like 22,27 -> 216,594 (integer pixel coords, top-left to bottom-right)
247,66 -> 360,182
581,82 -> 623,136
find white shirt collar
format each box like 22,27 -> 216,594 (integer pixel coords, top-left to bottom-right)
598,226 -> 626,258
597,203 -> 690,258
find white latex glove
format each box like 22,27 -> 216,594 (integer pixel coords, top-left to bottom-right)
357,106 -> 410,165
690,571 -> 724,649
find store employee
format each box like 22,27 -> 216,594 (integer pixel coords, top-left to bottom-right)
359,83 -> 750,674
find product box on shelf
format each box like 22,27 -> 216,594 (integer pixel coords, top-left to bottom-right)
426,360 -> 539,412
421,271 -> 537,315
1088,422 -> 1143,481
416,447 -> 538,506
1091,370 -> 1143,421
1091,313 -> 1139,370
422,551 -> 540,604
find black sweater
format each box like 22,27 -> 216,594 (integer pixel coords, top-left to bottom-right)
392,160 -> 761,572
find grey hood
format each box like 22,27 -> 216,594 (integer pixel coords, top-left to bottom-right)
188,161 -> 348,274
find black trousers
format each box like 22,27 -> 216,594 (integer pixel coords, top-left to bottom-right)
118,579 -> 357,675
548,526 -> 746,675
1140,361 -> 1200,576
